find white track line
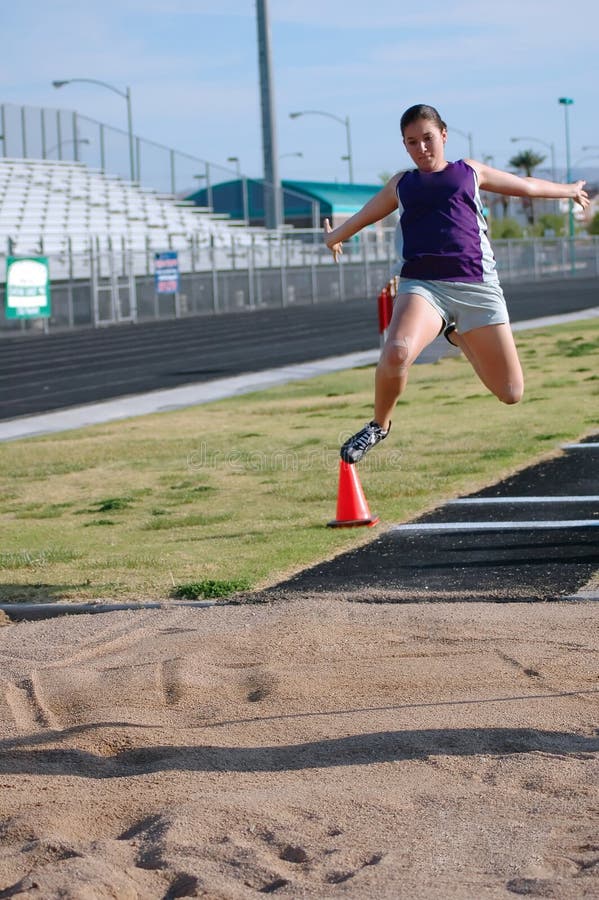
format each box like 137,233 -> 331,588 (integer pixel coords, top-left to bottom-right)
448,496 -> 599,504
562,443 -> 599,449
391,520 -> 599,533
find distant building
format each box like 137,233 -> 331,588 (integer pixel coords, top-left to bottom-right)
186,179 -> 397,230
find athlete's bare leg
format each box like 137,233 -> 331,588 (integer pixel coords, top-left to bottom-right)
374,293 -> 444,429
452,323 -> 524,404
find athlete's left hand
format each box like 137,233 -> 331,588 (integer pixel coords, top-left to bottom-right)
572,180 -> 590,210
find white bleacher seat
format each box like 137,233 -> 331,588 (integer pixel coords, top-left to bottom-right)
0,157 -> 266,266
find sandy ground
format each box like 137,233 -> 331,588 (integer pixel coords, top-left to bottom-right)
0,597 -> 597,900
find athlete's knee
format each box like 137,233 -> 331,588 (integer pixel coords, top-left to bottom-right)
380,335 -> 413,375
497,380 -> 524,404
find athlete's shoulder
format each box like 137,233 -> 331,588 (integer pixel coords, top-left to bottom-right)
393,169 -> 414,190
390,170 -> 408,186
463,158 -> 484,177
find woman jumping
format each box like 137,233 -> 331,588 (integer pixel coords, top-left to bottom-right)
324,103 -> 589,463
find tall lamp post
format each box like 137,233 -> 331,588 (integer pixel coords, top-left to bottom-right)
227,156 -> 242,176
510,135 -> 556,181
46,137 -> 91,159
448,125 -> 474,158
52,78 -> 135,183
289,110 -> 353,183
510,135 -> 558,215
558,97 -> 576,273
558,97 -> 575,242
226,156 -> 250,224
256,0 -> 282,229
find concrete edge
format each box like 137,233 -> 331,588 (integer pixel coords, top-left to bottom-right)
0,600 -> 221,622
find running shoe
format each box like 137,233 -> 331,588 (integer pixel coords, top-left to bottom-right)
340,420 -> 390,464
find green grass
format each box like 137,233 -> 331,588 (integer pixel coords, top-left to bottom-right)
90,496 -> 135,512
173,578 -> 252,600
0,318 -> 598,603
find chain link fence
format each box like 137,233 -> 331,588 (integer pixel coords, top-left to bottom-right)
2,229 -> 599,336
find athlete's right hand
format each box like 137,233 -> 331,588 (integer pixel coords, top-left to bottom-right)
324,218 -> 343,263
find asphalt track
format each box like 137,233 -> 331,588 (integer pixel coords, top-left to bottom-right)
1,276 -> 598,421
265,436 -> 599,604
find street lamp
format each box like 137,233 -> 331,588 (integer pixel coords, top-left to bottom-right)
227,156 -> 241,176
226,156 -> 249,223
448,125 -> 474,158
558,97 -> 575,254
289,110 -> 353,183
511,134 -> 559,217
52,78 -> 135,183
280,151 -> 303,160
510,136 -> 556,182
46,137 -> 90,158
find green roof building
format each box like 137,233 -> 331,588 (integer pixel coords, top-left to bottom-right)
186,179 -> 397,229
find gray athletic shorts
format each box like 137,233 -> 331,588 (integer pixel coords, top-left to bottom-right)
396,278 -> 510,334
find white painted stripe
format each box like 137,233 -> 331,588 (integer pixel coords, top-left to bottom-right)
391,520 -> 599,533
449,496 -> 599,504
561,443 -> 599,449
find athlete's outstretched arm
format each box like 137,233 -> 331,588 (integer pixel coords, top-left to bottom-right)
324,174 -> 402,262
467,159 -> 589,209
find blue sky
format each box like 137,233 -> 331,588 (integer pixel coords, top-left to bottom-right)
2,0 -> 599,189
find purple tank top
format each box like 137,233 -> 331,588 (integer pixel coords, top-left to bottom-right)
396,159 -> 497,283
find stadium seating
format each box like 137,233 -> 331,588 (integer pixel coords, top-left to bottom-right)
0,158 -> 257,258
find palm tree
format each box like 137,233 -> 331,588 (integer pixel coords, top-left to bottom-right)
508,150 -> 546,226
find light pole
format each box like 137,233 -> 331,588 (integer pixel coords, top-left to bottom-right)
510,135 -> 556,181
227,156 -> 241,176
280,151 -> 303,161
46,137 -> 90,159
448,125 -> 474,158
193,171 -> 214,214
558,98 -> 575,258
226,156 -> 249,224
256,0 -> 282,229
290,110 -> 353,183
52,78 -> 135,183
511,135 -> 558,216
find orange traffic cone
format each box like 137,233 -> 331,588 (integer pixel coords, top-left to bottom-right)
327,460 -> 379,528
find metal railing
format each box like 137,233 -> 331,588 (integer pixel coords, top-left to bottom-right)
2,230 -> 599,336
0,101 -> 323,225
1,100 -> 238,196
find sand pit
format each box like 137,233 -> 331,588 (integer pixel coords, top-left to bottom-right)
0,598 -> 597,899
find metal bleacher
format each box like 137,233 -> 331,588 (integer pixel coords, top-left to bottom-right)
0,157 -> 257,259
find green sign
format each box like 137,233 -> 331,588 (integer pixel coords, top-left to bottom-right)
5,256 -> 51,319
